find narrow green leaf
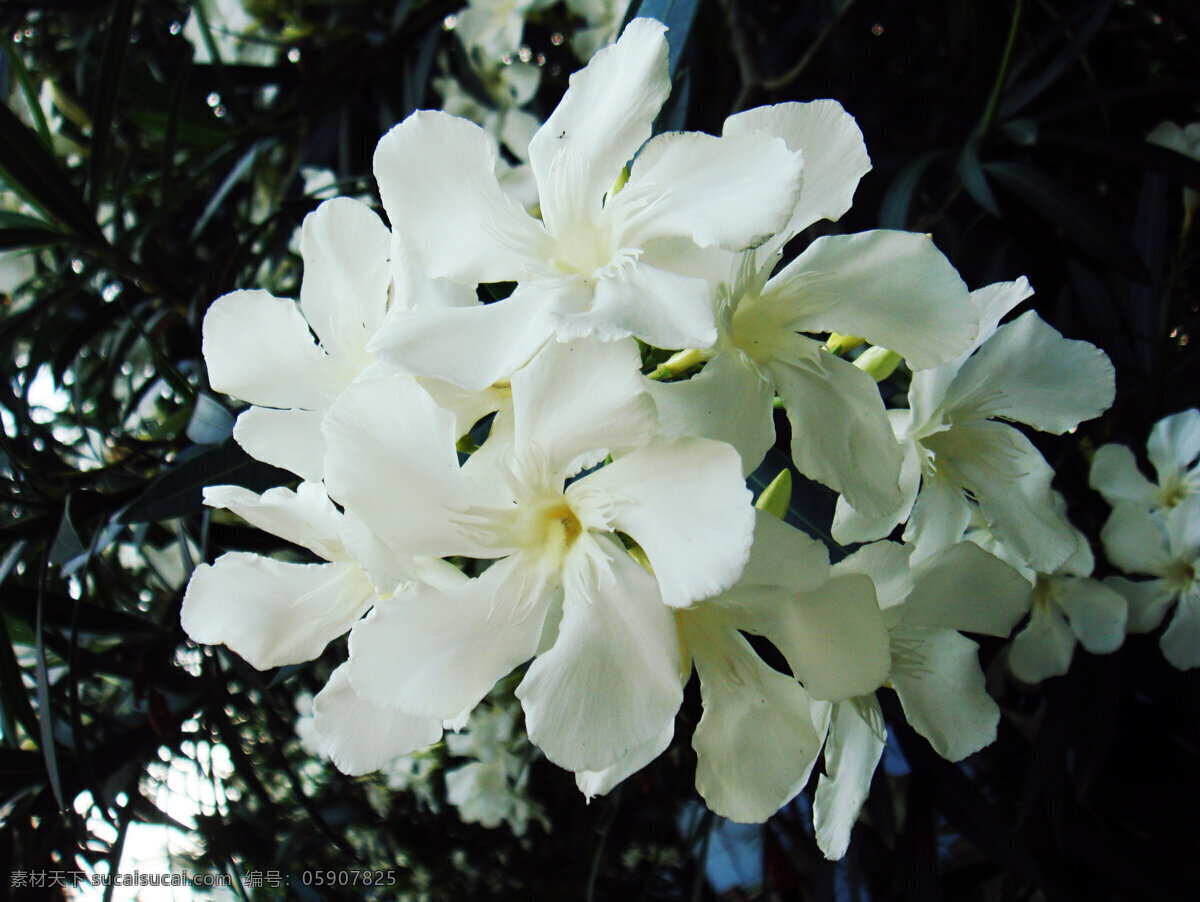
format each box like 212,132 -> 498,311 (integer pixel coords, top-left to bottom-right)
34,560 -> 66,810
958,139 -> 1001,218
986,161 -> 1148,281
0,102 -> 101,241
2,42 -> 52,148
879,150 -> 943,229
118,441 -> 292,524
999,0 -> 1114,120
87,0 -> 135,209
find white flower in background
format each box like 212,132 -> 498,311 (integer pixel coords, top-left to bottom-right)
444,701 -> 548,835
454,0 -> 552,61
1147,121 -> 1200,223
293,693 -> 325,758
1090,408 -> 1200,515
567,0 -> 633,61
383,752 -> 441,813
1101,495 -> 1200,670
966,500 -> 1127,684
182,0 -> 279,67
968,509 -> 1128,685
320,337 -> 754,776
834,279 -> 1116,573
435,61 -> 542,207
810,540 -> 1031,859
370,18 -> 804,390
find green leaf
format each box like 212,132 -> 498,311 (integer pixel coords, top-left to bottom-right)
1038,129 -> 1200,193
118,441 -> 292,524
999,0 -> 1114,120
879,150 -> 944,230
87,0 -> 135,210
0,102 -> 101,241
34,562 -> 66,810
633,0 -> 700,77
958,139 -> 1001,218
985,160 -> 1148,281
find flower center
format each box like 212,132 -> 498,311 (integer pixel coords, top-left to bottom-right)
1165,558 -> 1196,592
512,497 -> 584,566
1159,474 -> 1188,509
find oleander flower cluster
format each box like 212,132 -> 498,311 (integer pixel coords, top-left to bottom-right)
182,18 -> 1124,857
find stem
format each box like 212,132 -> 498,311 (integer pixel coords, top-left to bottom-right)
978,0 -> 1025,138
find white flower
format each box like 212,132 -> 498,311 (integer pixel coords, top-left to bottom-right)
833,279 -> 1116,573
1147,121 -> 1200,220
181,482 -> 380,670
811,540 -> 1031,859
203,196 -> 478,481
647,102 -> 978,509
320,336 -> 755,775
566,0 -> 633,60
1102,496 -> 1200,670
454,0 -> 551,61
443,701 -> 547,835
677,512 -> 891,823
369,18 -> 804,390
1090,408 -> 1200,515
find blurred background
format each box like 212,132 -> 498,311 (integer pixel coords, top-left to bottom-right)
1,0 -> 1198,898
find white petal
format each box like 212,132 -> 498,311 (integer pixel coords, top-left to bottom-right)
926,421 -> 1076,573
814,698 -> 886,860
686,613 -> 823,822
743,573 -> 891,702
1160,593 -> 1200,669
323,373 -> 491,558
831,435 -> 920,545
575,721 -> 674,800
900,542 -> 1032,637
374,110 -> 547,283
647,351 -> 776,476
967,277 -> 1035,354
511,336 -> 656,481
348,555 -> 551,719
904,475 -> 974,567
770,342 -> 904,517
1147,409 -> 1200,483
203,481 -> 344,561
943,311 -> 1114,433
834,540 -> 914,610
1054,576 -> 1128,653
181,554 -> 373,669
517,542 -> 682,773
1099,504 -> 1172,576
724,510 -> 831,595
1089,444 -> 1157,508
723,100 -> 871,236
552,262 -> 717,350
617,130 -> 803,252
890,628 -> 998,761
202,289 -> 352,409
582,438 -> 755,607
312,664 -> 443,776
1008,607 -> 1076,683
765,231 -> 976,370
528,17 -> 669,227
368,287 -> 555,391
232,406 -> 325,482
298,197 -> 391,365
1104,576 -> 1176,633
